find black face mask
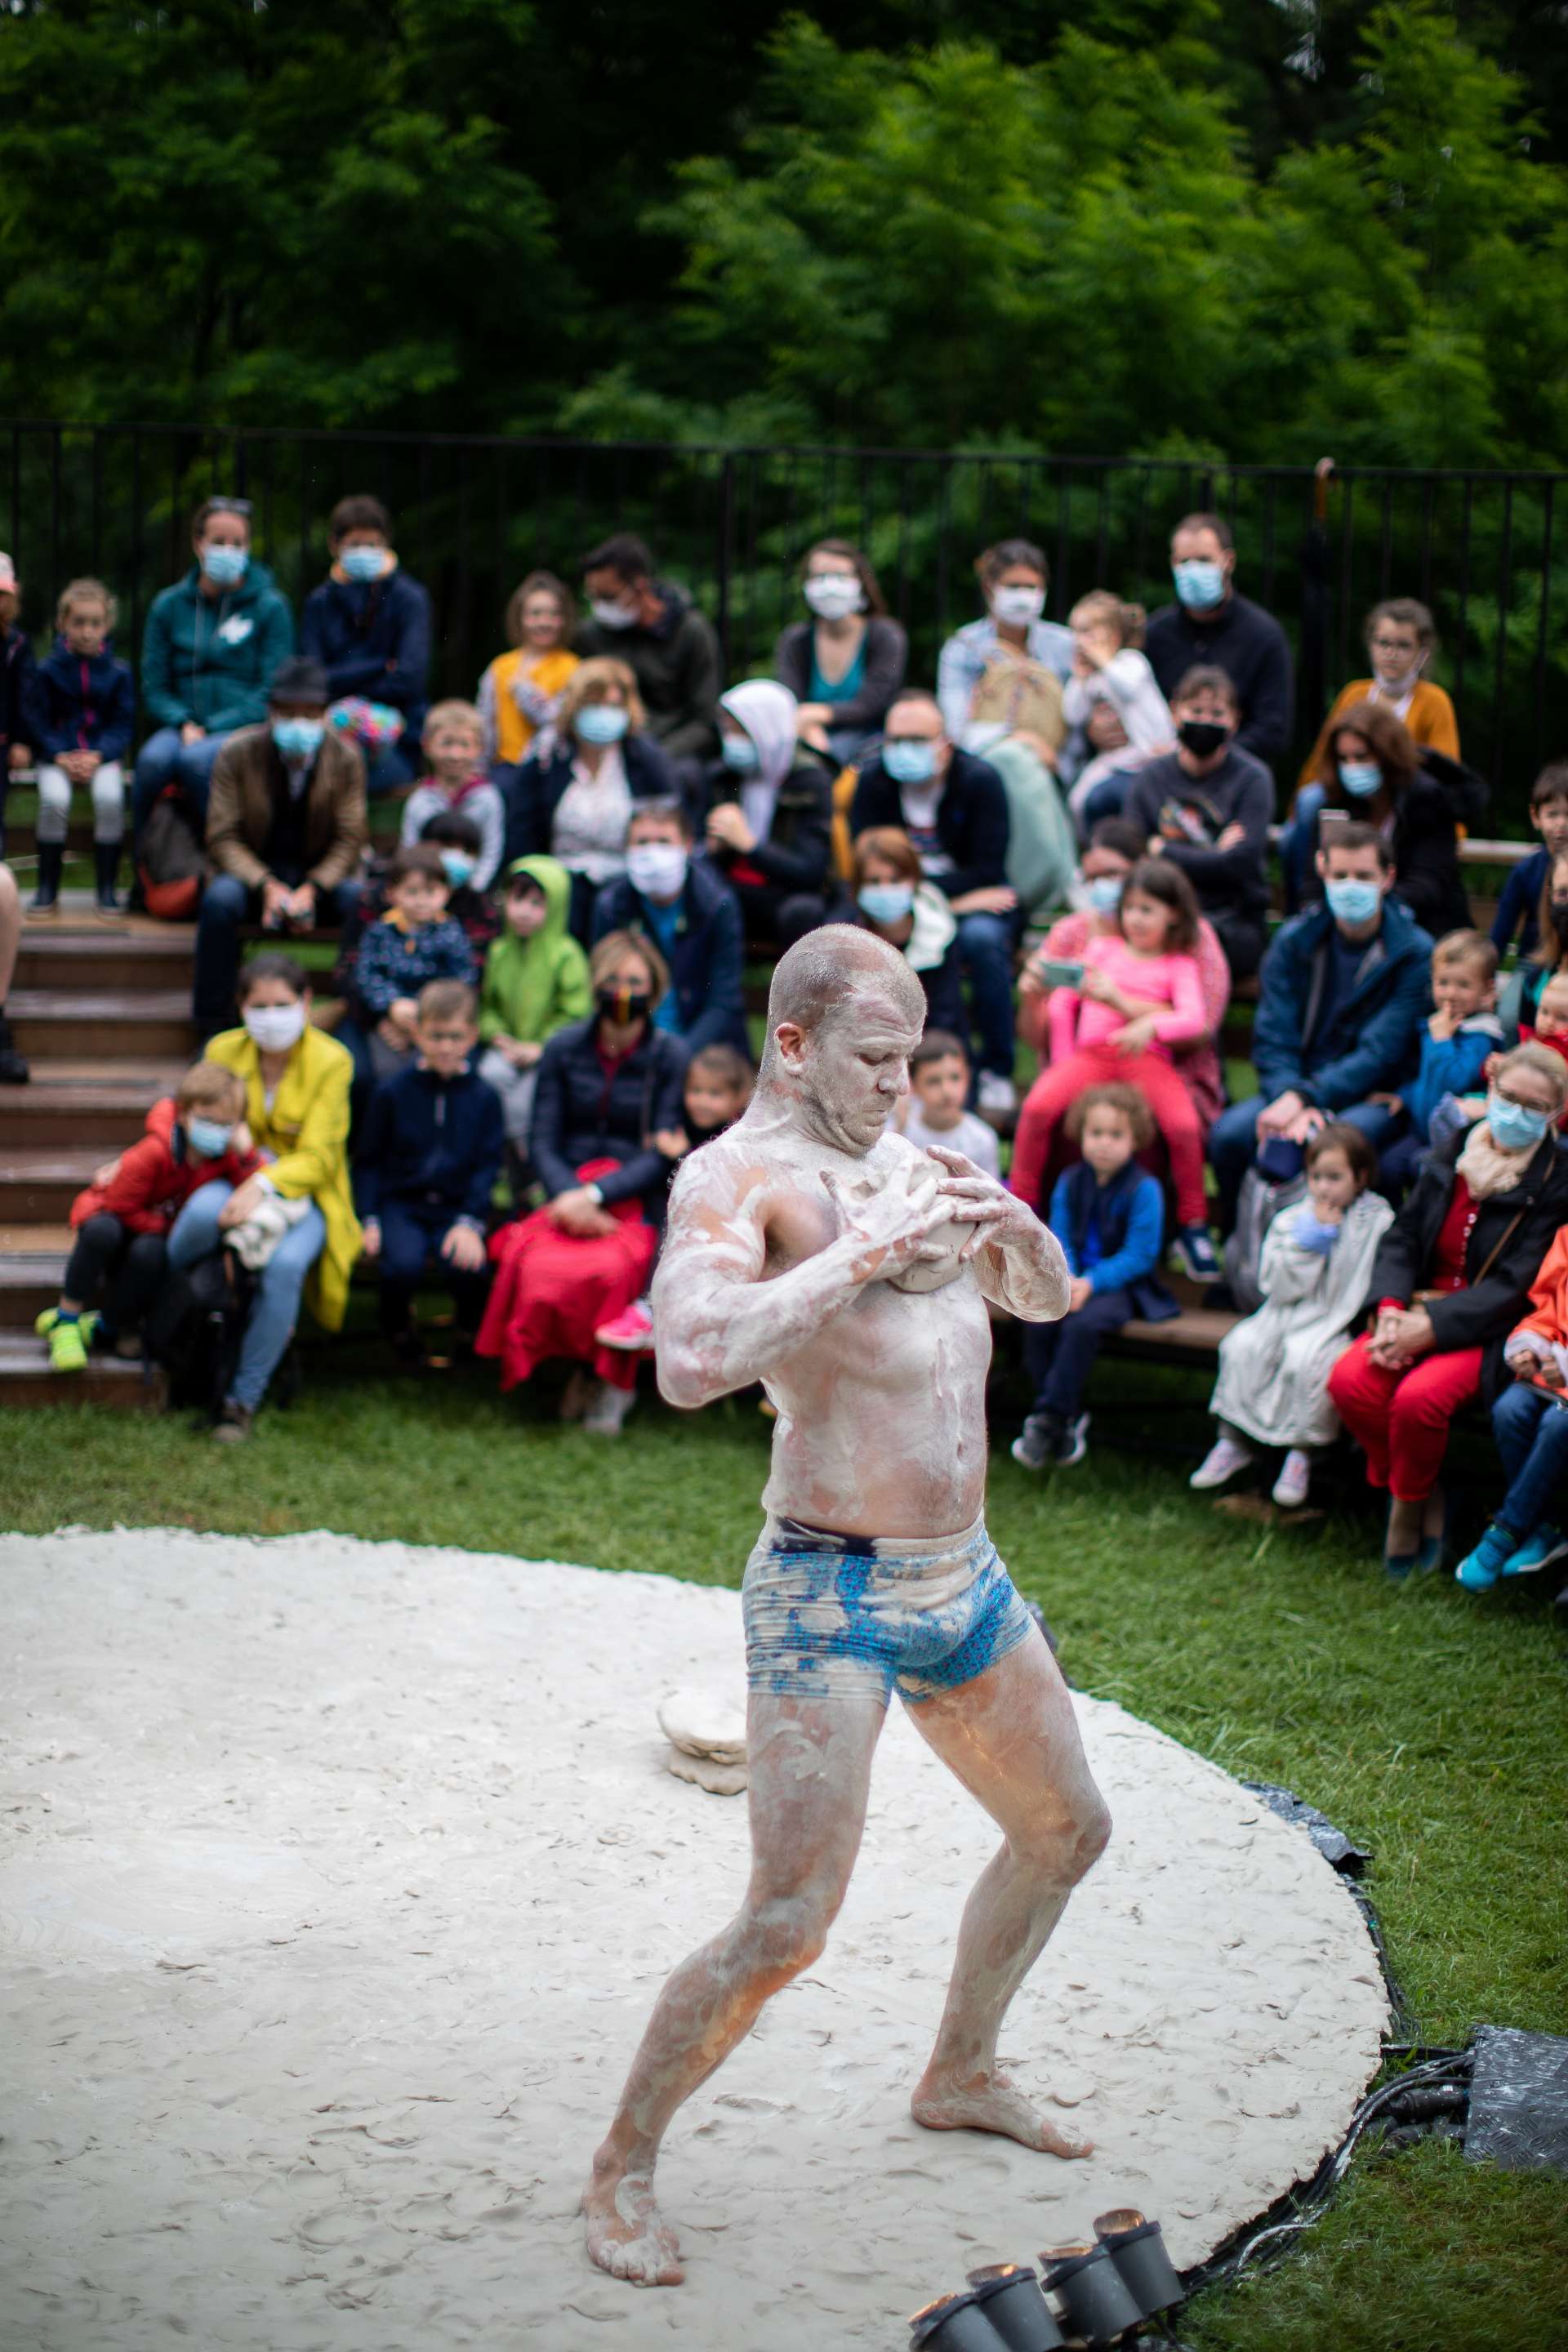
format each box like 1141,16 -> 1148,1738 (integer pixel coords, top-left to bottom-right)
1177,719 -> 1230,760
597,984 -> 652,1022
1551,896 -> 1568,931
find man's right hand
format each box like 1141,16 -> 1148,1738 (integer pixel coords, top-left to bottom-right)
261,878 -> 292,928
180,722 -> 206,746
824,1162 -> 957,1283
1258,1089 -> 1307,1139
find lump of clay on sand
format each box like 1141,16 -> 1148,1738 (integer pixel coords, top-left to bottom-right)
667,1747 -> 748,1797
657,1686 -> 747,1762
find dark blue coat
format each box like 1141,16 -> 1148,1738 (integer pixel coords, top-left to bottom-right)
503,732 -> 677,870
1253,895 -> 1432,1109
849,746 -> 1010,898
1,624 -> 42,760
354,1060 -> 504,1225
36,643 -> 136,762
529,1016 -> 688,1207
1052,1159 -> 1178,1325
300,569 -> 431,739
591,856 -> 747,1054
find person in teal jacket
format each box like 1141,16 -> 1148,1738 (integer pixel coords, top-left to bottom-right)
132,496 -> 294,844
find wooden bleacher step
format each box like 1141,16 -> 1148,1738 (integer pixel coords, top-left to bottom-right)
0,1245 -> 68,1328
8,989 -> 198,1060
3,1065 -> 186,1148
0,1332 -> 152,1409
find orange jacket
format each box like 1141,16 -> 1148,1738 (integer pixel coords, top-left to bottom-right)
1510,1221 -> 1568,1350
69,1098 -> 265,1235
1296,677 -> 1460,798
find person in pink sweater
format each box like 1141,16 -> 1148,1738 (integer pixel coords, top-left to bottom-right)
1011,858 -> 1219,1280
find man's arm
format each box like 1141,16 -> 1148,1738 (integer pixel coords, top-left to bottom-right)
923,1143 -> 1071,1322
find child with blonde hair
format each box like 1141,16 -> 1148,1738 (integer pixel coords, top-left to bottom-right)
399,698 -> 506,889
31,577 -> 136,917
1062,590 -> 1174,830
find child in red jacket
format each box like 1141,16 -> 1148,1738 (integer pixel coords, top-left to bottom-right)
36,1061 -> 265,1371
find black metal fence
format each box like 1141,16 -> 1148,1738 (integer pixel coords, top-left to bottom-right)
4,421 -> 1566,823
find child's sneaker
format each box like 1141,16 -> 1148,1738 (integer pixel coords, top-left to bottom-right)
1272,1448 -> 1312,1509
582,1379 -> 635,1436
1454,1521 -> 1515,1592
595,1299 -> 655,1352
1191,1432 -> 1254,1490
1011,1412 -> 1062,1471
1174,1223 -> 1221,1283
1054,1411 -> 1090,1468
1502,1524 -> 1568,1579
212,1401 -> 255,1444
42,1312 -> 96,1372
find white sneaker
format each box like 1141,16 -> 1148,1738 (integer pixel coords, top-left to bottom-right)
1272,1448 -> 1312,1509
1190,1433 -> 1255,1490
976,1071 -> 1018,1118
582,1379 -> 635,1436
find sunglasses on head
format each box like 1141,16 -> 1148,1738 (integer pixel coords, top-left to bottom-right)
206,496 -> 252,517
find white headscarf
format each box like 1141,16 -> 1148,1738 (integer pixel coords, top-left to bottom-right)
722,675 -> 798,792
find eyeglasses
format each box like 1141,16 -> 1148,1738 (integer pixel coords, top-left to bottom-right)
1369,635 -> 1416,651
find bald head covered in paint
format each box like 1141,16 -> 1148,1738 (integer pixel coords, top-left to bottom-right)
759,925 -> 928,1157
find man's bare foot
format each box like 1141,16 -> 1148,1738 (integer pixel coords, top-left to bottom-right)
911,2069 -> 1092,2159
581,2156 -> 684,2287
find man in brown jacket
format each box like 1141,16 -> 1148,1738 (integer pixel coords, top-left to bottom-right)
193,656 -> 368,1031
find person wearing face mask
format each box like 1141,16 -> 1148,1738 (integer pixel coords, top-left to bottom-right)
194,656 -> 368,1035
574,532 -> 723,782
34,1059 -> 265,1374
1143,511 -> 1293,777
1206,824 -> 1433,1228
299,495 -> 432,793
1120,666 -> 1273,982
773,539 -> 908,764
1301,698 -> 1482,941
133,497 -> 295,849
1328,1040 -> 1568,1576
169,954 -> 362,1441
1296,600 -> 1459,802
936,539 -> 1075,759
848,826 -> 964,1036
476,931 -> 688,1437
591,800 -> 746,1054
505,657 -> 678,942
478,857 -> 593,1161
702,677 -> 840,950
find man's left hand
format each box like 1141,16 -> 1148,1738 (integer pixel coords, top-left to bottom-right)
441,1223 -> 488,1272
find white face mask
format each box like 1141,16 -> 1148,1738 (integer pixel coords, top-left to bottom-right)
243,1000 -> 307,1053
589,596 -> 639,631
626,842 -> 688,901
804,573 -> 864,621
991,584 -> 1045,626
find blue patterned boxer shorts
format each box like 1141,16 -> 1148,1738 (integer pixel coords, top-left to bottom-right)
742,1512 -> 1036,1705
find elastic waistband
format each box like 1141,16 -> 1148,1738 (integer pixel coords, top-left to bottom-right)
760,1512 -> 987,1566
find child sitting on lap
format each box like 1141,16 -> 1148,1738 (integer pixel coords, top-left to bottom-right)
1192,1121 -> 1394,1509
356,979 -> 504,1361
595,1045 -> 755,1355
897,1029 -> 1000,1178
1011,1082 -> 1176,1472
37,1061 -> 263,1370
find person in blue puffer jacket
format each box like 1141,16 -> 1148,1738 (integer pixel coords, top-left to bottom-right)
300,493 -> 432,794
32,577 -> 136,915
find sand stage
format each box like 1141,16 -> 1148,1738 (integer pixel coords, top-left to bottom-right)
0,1528 -> 1388,2351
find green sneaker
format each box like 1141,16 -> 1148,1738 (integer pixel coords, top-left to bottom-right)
42,1312 -> 97,1372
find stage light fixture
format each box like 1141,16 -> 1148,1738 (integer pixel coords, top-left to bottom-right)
1093,2208 -> 1186,2319
964,2261 -> 1067,2349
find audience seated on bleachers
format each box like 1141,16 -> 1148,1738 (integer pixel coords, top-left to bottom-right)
1207,821 -> 1431,1224
194,656 -> 367,1035
300,495 -> 432,795
1144,511 -> 1294,779
703,679 -> 840,951
399,698 -> 506,891
31,577 -> 135,918
503,657 -> 677,942
592,799 -> 746,1054
1061,592 -> 1174,831
478,571 -> 579,773
355,978 -> 503,1363
1296,698 -> 1483,940
478,856 -> 592,1159
1297,599 -> 1459,792
0,552 -> 42,834
773,538 -> 907,765
849,826 -> 965,1036
1492,761 -> 1568,966
135,497 -> 295,844
576,533 -> 723,779
1119,665 -> 1273,982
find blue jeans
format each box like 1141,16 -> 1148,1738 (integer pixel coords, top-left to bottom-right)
955,908 -> 1021,1080
1209,1095 -> 1401,1227
132,728 -> 232,840
1023,1285 -> 1130,1419
1490,1380 -> 1568,1538
167,1181 -> 327,1413
192,873 -> 361,1031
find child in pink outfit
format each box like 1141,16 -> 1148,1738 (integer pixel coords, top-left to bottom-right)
1011,857 -> 1220,1279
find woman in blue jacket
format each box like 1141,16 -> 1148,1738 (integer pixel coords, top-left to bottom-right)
132,497 -> 294,842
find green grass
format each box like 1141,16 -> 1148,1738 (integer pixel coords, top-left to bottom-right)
3,1340 -> 1566,2352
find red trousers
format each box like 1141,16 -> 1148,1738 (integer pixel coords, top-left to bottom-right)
1327,1335 -> 1484,1502
1012,1048 -> 1207,1226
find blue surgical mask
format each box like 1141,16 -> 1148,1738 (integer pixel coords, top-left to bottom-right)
1323,875 -> 1383,928
340,545 -> 385,584
720,733 -> 760,772
271,716 -> 324,761
575,702 -> 629,745
1172,558 -> 1226,610
200,542 -> 249,588
185,1116 -> 234,1160
439,850 -> 475,889
858,882 -> 915,924
1339,760 -> 1383,799
1488,1093 -> 1551,1152
884,738 -> 939,786
1086,875 -> 1125,916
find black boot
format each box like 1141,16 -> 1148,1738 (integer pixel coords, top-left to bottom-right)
29,841 -> 63,914
0,1005 -> 28,1084
93,840 -> 122,915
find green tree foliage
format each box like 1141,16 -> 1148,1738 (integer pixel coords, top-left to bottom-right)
0,0 -> 1565,470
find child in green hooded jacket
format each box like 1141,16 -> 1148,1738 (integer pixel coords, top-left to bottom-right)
478,856 -> 593,1145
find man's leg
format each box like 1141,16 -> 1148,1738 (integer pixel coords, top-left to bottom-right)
192,874 -> 252,1032
954,910 -> 1019,1080
584,1689 -> 885,2287
173,731 -> 229,830
131,728 -> 183,841
904,1633 -> 1111,2153
1208,1095 -> 1263,1229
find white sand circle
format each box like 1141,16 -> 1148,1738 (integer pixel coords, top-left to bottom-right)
0,1529 -> 1387,2350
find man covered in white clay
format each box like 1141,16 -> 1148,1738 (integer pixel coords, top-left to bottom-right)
582,926 -> 1111,2287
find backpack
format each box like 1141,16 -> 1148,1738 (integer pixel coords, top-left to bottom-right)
969,653 -> 1066,751
1223,1166 -> 1307,1314
142,1248 -> 252,1420
137,786 -> 207,920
